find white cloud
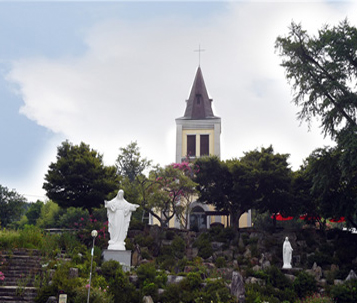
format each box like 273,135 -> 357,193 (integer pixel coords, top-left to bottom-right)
7,0 -> 354,186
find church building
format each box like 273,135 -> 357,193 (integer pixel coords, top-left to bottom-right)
177,66 -> 252,229
150,66 -> 251,229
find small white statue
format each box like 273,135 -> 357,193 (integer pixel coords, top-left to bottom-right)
282,236 -> 293,269
104,189 -> 139,250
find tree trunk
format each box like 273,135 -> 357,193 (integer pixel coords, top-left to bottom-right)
230,210 -> 243,240
272,215 -> 277,232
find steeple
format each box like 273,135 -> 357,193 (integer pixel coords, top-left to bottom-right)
182,67 -> 217,120
175,67 -> 221,163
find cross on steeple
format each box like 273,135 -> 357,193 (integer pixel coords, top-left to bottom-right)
194,45 -> 205,66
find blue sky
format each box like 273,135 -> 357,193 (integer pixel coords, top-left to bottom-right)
0,1 -> 354,201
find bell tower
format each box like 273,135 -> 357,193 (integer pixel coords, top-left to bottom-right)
175,67 -> 221,163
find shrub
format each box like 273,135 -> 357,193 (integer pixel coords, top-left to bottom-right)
57,207 -> 89,228
101,260 -> 139,303
194,233 -> 213,259
18,225 -> 44,249
307,251 -> 334,268
293,271 -> 317,299
159,255 -> 176,271
134,233 -> 154,248
172,235 -> 186,259
264,266 -> 292,289
180,271 -> 202,291
160,283 -> 181,303
73,285 -> 114,303
108,272 -> 139,303
296,293 -> 333,303
142,282 -> 158,301
129,220 -> 144,231
245,283 -> 280,303
45,261 -> 83,299
165,229 -> 175,240
201,279 -> 236,303
215,256 -> 226,268
35,283 -> 58,303
330,279 -> 357,303
101,260 -> 123,283
136,262 -> 157,288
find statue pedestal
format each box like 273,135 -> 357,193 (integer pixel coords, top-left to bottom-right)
102,249 -> 132,272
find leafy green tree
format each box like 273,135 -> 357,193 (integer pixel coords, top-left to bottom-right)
0,185 -> 27,227
116,141 -> 152,182
25,200 -> 44,225
305,147 -> 357,227
276,19 -> 357,227
195,147 -> 293,232
291,165 -> 323,228
241,146 -> 294,227
195,156 -> 256,234
115,142 -> 152,222
143,165 -> 198,228
36,200 -> 60,228
43,141 -> 118,213
275,19 -> 357,139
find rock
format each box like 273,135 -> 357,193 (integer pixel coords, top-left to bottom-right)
250,257 -> 259,266
139,259 -> 151,265
252,265 -> 261,272
222,249 -> 234,259
142,295 -> 154,303
296,240 -> 307,248
345,269 -> 357,281
132,244 -> 142,267
246,277 -> 265,285
311,262 -> 322,280
216,267 -> 234,280
232,260 -> 238,268
284,274 -> 295,282
184,265 -> 194,273
203,262 -> 216,270
167,275 -> 185,285
238,236 -> 245,248
262,260 -> 271,270
69,267 -> 78,279
331,264 -> 339,272
158,288 -> 165,296
46,296 -> 57,303
129,275 -> 139,286
318,279 -> 327,287
161,240 -> 173,246
258,253 -> 266,265
205,256 -> 213,262
212,241 -> 225,250
186,247 -> 198,259
249,232 -> 263,239
243,248 -> 251,259
230,271 -> 245,300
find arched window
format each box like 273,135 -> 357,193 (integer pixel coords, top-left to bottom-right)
190,206 -> 207,231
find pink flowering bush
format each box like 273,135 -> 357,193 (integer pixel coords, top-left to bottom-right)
0,271 -> 5,281
296,293 -> 333,303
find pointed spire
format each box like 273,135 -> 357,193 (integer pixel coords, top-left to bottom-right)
183,67 -> 216,119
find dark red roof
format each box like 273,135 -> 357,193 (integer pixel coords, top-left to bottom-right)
181,67 -> 218,120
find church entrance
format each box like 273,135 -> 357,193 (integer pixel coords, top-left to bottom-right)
189,206 -> 207,231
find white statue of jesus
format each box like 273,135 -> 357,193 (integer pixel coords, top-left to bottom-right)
104,189 -> 139,250
282,236 -> 293,269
